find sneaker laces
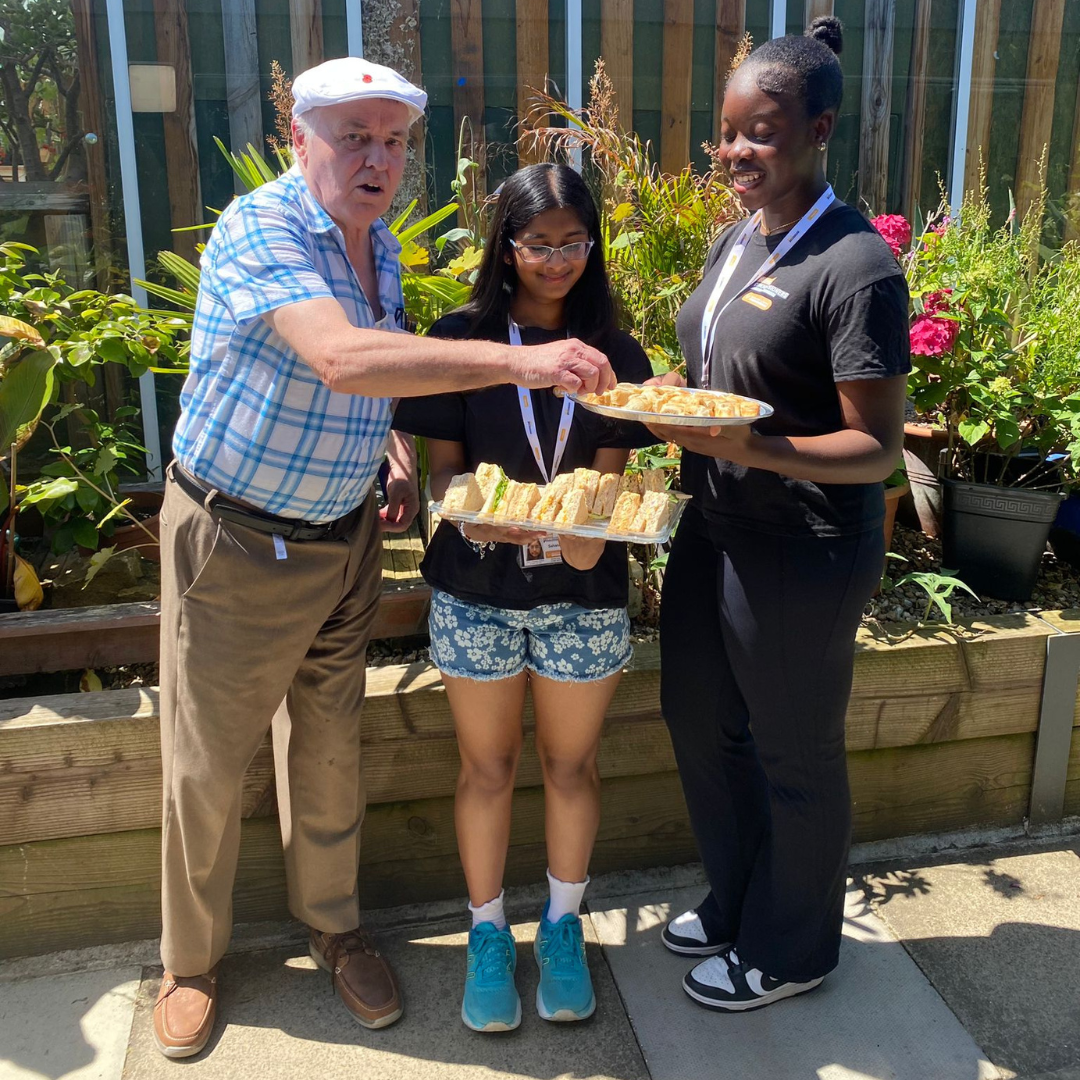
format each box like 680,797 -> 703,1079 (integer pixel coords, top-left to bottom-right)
540,917 -> 585,976
471,927 -> 514,987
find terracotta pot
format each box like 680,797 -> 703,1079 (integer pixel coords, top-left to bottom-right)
902,422 -> 948,538
108,490 -> 162,563
883,480 -> 909,553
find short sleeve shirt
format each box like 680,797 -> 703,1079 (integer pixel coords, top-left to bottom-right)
173,165 -> 404,522
393,314 -> 654,610
675,202 -> 911,536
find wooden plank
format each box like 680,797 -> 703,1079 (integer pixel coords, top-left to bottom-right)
289,0 -> 323,75
71,0 -> 114,292
0,651 -> 661,844
153,0 -> 203,266
1033,609 -> 1080,634
1064,728 -> 1080,817
714,0 -> 747,143
1068,71 -> 1080,243
0,773 -> 694,958
0,713 -> 276,846
222,0 -> 262,194
805,0 -> 834,22
965,0 -> 1001,190
0,602 -> 160,677
450,0 -> 486,207
601,0 -> 634,125
0,187 -> 88,212
0,622 -> 1056,846
853,615 -> 1052,696
388,0 -> 428,212
0,729 -> 1041,956
845,686 -> 1042,752
516,0 -> 550,165
902,0 -> 932,222
357,771 -> 690,867
849,733 -> 1036,842
857,0 -> 895,215
1015,0 -> 1066,223
661,0 -> 695,175
0,820 -> 288,958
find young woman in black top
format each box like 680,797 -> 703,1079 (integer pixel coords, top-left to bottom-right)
394,164 -> 651,1031
646,18 -> 910,1012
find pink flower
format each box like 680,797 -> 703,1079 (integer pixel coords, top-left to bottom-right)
931,215 -> 952,235
923,288 -> 953,316
871,214 -> 912,257
910,315 -> 958,356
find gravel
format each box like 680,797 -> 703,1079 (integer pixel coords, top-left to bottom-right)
864,523 -> 1080,625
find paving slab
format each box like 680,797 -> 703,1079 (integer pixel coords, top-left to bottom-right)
860,845 -> 1080,1079
587,883 -> 1001,1080
121,915 -> 648,1080
0,966 -> 141,1080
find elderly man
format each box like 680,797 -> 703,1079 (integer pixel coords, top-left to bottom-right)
152,57 -> 612,1059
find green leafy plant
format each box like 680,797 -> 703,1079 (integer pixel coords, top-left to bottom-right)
18,404 -> 153,554
879,553 -> 979,626
882,165 -> 1080,490
523,60 -> 740,373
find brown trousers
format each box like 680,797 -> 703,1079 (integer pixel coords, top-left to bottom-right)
158,471 -> 382,975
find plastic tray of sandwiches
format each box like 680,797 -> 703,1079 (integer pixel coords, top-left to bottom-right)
570,382 -> 773,428
430,463 -> 691,544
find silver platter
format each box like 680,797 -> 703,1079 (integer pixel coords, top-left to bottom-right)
569,386 -> 773,428
430,492 -> 691,545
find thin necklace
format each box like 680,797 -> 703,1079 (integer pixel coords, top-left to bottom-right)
760,215 -> 802,236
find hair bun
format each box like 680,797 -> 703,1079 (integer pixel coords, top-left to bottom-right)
807,15 -> 843,55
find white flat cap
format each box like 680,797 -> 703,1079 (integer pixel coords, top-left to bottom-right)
292,57 -> 427,125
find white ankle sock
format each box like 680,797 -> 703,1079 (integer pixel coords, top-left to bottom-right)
469,890 -> 507,929
546,868 -> 589,922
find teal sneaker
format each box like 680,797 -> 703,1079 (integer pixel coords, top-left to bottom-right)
462,922 -> 521,1032
533,904 -> 596,1021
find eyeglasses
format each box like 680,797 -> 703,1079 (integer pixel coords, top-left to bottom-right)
509,239 -> 595,264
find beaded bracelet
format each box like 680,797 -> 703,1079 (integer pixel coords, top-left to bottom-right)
458,520 -> 496,558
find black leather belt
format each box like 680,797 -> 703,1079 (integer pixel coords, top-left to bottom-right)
169,463 -> 361,542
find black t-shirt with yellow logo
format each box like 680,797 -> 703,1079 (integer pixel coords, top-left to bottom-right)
675,201 -> 910,537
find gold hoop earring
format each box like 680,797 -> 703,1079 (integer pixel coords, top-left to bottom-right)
819,142 -> 827,152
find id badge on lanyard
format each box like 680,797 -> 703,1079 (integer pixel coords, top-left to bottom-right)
510,318 -> 575,568
698,186 -> 835,386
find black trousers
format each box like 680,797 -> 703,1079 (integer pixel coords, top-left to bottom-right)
659,506 -> 883,982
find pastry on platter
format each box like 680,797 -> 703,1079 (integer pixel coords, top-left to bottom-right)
577,383 -> 761,420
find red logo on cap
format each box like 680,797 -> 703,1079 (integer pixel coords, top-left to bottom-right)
362,74 -> 373,83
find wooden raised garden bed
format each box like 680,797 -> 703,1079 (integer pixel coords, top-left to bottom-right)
2,610 -> 1078,959
0,524 -> 431,677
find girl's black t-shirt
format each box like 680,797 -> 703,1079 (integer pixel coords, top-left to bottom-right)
392,313 -> 654,610
675,201 -> 911,536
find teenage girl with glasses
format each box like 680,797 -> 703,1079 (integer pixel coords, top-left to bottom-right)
393,163 -> 652,1031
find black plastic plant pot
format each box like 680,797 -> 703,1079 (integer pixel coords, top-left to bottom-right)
942,480 -> 1063,602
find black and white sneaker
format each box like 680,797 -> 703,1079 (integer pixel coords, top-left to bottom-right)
682,948 -> 824,1012
662,908 -> 730,957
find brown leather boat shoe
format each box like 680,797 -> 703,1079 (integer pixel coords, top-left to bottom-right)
310,925 -> 403,1029
152,967 -> 218,1059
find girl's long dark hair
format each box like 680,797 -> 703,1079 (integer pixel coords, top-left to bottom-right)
457,163 -> 618,345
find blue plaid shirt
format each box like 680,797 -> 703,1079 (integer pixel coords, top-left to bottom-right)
174,165 -> 403,522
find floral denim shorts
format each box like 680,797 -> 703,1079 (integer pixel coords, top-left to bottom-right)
428,589 -> 632,683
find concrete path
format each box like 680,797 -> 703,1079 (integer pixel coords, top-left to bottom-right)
2,840 -> 1078,1080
